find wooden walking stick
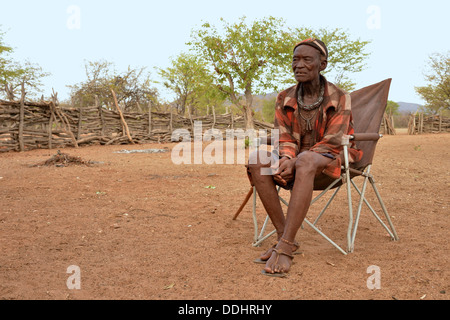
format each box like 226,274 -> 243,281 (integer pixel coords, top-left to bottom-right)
232,187 -> 254,220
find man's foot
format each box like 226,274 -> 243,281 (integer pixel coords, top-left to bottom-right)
253,244 -> 276,264
263,239 -> 295,276
254,240 -> 299,264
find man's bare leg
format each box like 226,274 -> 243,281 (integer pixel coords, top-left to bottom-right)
248,151 -> 286,259
264,151 -> 333,274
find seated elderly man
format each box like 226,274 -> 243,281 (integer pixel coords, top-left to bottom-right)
247,38 -> 363,277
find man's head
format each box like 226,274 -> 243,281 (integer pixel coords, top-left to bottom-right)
292,38 -> 328,83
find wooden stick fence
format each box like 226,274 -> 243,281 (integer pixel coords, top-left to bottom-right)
407,113 -> 450,135
380,113 -> 396,135
0,97 -> 274,152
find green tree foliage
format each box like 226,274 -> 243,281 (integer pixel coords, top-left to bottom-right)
156,52 -> 226,116
0,30 -> 16,86
415,51 -> 450,114
0,29 -> 49,100
68,60 -> 159,112
386,100 -> 400,116
188,16 -> 371,128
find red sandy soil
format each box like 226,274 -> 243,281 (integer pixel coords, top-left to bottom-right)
0,132 -> 448,300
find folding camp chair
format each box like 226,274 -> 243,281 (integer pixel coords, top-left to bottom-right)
232,79 -> 399,254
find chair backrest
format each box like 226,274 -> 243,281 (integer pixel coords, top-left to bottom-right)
350,79 -> 392,170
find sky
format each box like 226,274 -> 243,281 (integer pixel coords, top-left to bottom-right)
0,0 -> 449,105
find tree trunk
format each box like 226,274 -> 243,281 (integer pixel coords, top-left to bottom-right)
243,105 -> 254,130
244,85 -> 254,130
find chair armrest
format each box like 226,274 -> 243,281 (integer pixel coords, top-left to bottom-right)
350,133 -> 382,141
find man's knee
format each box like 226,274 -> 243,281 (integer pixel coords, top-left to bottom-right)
295,151 -> 319,176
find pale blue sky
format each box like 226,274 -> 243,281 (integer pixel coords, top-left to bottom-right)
1,0 -> 449,105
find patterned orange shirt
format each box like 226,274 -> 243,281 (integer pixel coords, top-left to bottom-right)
274,76 -> 363,179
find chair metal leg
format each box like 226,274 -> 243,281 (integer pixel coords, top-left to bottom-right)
313,185 -> 342,225
347,167 -> 399,252
302,219 -> 348,255
258,214 -> 271,240
349,167 -> 371,252
349,177 -> 399,241
343,145 -> 354,253
311,177 -> 343,206
253,229 -> 277,247
369,176 -> 399,241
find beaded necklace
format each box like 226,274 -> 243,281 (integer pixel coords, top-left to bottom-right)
297,79 -> 324,131
297,78 -> 325,111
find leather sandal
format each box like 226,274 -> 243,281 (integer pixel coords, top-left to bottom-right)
253,241 -> 300,264
261,248 -> 294,278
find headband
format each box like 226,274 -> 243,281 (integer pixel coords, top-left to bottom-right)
294,38 -> 328,59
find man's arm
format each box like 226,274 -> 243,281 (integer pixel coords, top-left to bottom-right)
274,95 -> 298,159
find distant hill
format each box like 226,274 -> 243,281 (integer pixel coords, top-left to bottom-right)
397,102 -> 422,113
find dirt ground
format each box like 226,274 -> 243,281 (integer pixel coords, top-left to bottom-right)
0,132 -> 448,301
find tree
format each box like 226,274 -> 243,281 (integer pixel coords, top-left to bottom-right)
156,52 -> 225,116
0,30 -> 49,100
386,100 -> 400,116
415,51 -> 450,114
188,16 -> 371,129
0,29 -> 17,88
2,61 -> 49,100
194,80 -> 228,116
188,16 -> 293,129
68,60 -> 159,112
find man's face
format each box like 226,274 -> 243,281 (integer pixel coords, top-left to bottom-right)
292,45 -> 327,83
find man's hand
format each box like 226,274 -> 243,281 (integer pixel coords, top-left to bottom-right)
272,157 -> 296,187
